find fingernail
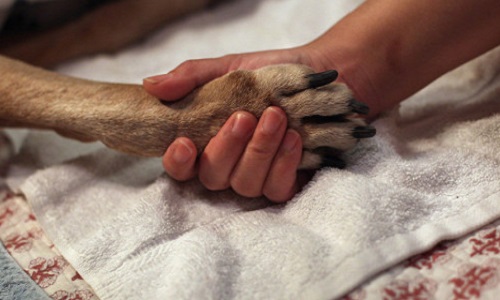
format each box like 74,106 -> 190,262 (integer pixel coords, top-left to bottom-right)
143,73 -> 173,84
172,140 -> 193,164
231,113 -> 254,138
282,131 -> 300,153
261,107 -> 284,135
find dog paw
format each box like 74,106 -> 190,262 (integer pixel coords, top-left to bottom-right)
250,64 -> 375,169
157,64 -> 375,169
75,64 -> 374,171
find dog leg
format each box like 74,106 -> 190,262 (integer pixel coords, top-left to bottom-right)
0,0 -> 232,67
0,56 -> 374,169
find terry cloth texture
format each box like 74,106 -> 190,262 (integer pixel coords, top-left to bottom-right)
3,0 -> 500,299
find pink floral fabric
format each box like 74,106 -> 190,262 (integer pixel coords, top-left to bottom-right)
344,220 -> 500,300
0,189 -> 97,300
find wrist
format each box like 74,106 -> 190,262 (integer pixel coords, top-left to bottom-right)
302,38 -> 385,120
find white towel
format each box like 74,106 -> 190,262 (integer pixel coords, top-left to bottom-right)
6,0 -> 500,299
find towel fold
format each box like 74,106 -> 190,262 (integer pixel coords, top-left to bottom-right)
4,0 -> 500,299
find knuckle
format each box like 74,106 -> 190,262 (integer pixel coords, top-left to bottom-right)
165,168 -> 193,182
221,54 -> 241,67
230,177 -> 262,198
199,173 -> 229,191
163,164 -> 193,182
264,192 -> 284,203
177,59 -> 200,72
247,143 -> 278,159
263,184 -> 293,203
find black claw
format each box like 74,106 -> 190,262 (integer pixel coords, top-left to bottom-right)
321,156 -> 346,169
310,147 -> 346,169
312,146 -> 343,156
302,114 -> 348,124
306,70 -> 339,89
352,126 -> 376,138
348,99 -> 370,115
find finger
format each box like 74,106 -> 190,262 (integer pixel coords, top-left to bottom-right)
263,130 -> 302,202
162,137 -> 197,181
199,111 -> 257,191
143,57 -> 232,101
230,107 -> 287,198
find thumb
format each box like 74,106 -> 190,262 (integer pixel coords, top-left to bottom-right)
143,57 -> 232,101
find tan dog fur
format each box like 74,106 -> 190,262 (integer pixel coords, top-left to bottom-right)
0,0 -> 374,170
0,0 -> 221,67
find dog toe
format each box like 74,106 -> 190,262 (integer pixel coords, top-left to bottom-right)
251,64 -> 375,169
306,70 -> 339,89
299,147 -> 346,170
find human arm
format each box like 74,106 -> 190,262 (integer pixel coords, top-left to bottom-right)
144,0 -> 500,201
307,0 -> 500,117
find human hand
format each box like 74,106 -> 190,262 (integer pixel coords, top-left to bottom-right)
143,47 -> 326,202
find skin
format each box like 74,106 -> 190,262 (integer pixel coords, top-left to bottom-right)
144,0 -> 500,202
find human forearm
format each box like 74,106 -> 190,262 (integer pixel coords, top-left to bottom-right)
304,0 -> 500,117
145,0 -> 500,201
